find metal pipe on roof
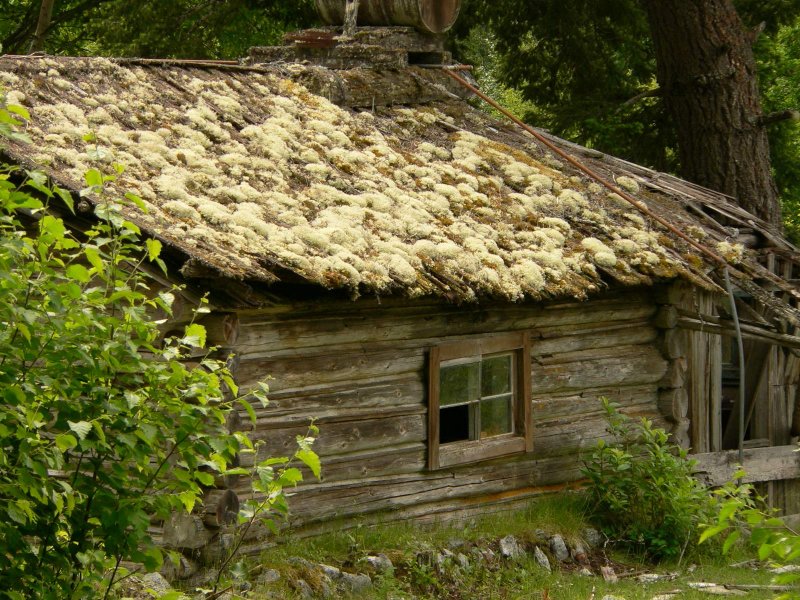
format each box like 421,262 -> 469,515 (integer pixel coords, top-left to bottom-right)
315,0 -> 462,34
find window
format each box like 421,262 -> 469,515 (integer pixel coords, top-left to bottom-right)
428,332 -> 532,469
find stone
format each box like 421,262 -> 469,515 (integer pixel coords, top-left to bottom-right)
499,535 -> 525,560
601,596 -> 626,600
436,548 -> 454,569
258,568 -> 282,584
365,554 -> 393,573
652,594 -> 680,600
583,528 -> 604,549
456,553 -> 470,569
579,567 -> 594,577
141,573 -> 171,594
549,534 -> 570,562
600,565 -> 618,583
533,546 -> 551,572
294,579 -> 314,598
339,572 -> 372,594
447,538 -> 468,550
288,556 -> 314,569
319,563 -> 342,580
771,564 -> 800,574
571,542 -> 589,566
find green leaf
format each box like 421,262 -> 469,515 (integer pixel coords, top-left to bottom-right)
183,323 -> 206,348
55,433 -> 78,452
278,467 -> 303,486
68,420 -> 92,440
238,398 -> 257,426
195,471 -> 215,486
6,104 -> 30,120
84,169 -> 103,188
125,192 -> 147,212
66,264 -> 91,283
84,246 -> 104,272
722,529 -> 741,554
178,491 -> 196,513
146,238 -> 162,262
296,448 -> 321,479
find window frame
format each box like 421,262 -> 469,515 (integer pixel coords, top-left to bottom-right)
428,332 -> 533,470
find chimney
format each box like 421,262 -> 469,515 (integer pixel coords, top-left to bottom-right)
247,0 -> 462,70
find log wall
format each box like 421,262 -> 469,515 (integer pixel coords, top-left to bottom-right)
229,289 -> 668,537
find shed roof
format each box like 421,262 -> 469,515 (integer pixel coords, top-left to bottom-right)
0,55 -> 798,311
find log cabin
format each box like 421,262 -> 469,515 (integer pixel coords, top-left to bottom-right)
2,1 -> 800,559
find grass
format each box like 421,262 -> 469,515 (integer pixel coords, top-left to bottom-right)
228,492 -> 785,599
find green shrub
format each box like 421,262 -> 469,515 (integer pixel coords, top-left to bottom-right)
702,472 -> 800,598
0,96 -> 319,599
582,399 -> 716,560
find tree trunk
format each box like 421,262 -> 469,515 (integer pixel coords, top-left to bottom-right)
641,0 -> 781,226
29,0 -> 56,53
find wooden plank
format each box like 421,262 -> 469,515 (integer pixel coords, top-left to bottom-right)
235,297 -> 656,359
531,384 -> 658,421
693,444 -> 800,486
428,345 -> 441,470
236,348 -> 424,393
248,413 -> 426,457
533,345 -> 667,393
254,376 -> 424,417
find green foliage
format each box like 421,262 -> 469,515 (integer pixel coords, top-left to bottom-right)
0,0 -> 318,58
0,96 -> 319,598
455,0 -> 800,223
582,399 -> 716,560
703,472 -> 800,599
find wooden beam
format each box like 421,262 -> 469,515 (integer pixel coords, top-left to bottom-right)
693,444 -> 800,486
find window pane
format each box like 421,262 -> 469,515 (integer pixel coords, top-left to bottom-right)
440,362 -> 479,406
480,396 -> 512,438
440,404 -> 470,444
481,355 -> 511,397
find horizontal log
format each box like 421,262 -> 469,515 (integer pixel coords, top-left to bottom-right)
253,376 -> 424,418
660,328 -> 687,359
658,387 -> 688,422
679,316 -> 800,350
693,445 -> 800,486
533,345 -> 667,393
162,513 -> 212,549
531,384 -> 658,421
249,413 -> 426,458
660,358 -> 687,389
533,322 -> 657,356
280,453 -> 587,525
237,348 -> 424,393
236,296 -> 656,360
653,305 -> 679,329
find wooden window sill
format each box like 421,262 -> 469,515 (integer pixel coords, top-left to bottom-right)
437,435 -> 526,469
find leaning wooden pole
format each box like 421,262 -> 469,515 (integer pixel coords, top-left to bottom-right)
28,0 -> 55,53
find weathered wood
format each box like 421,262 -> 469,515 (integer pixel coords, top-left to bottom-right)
660,328 -> 687,359
658,387 -> 689,422
161,553 -> 199,581
250,413 -> 426,457
653,305 -> 679,329
533,345 -> 667,393
671,417 -> 691,449
679,316 -> 800,350
201,489 -> 240,528
162,513 -> 212,549
237,348 -> 424,393
236,296 -> 656,359
660,357 -> 687,389
693,444 -> 800,486
531,384 -> 658,421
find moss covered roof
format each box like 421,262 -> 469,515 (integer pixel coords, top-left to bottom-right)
0,55 -> 791,304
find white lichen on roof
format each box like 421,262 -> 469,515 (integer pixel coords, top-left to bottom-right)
0,56 -> 699,301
